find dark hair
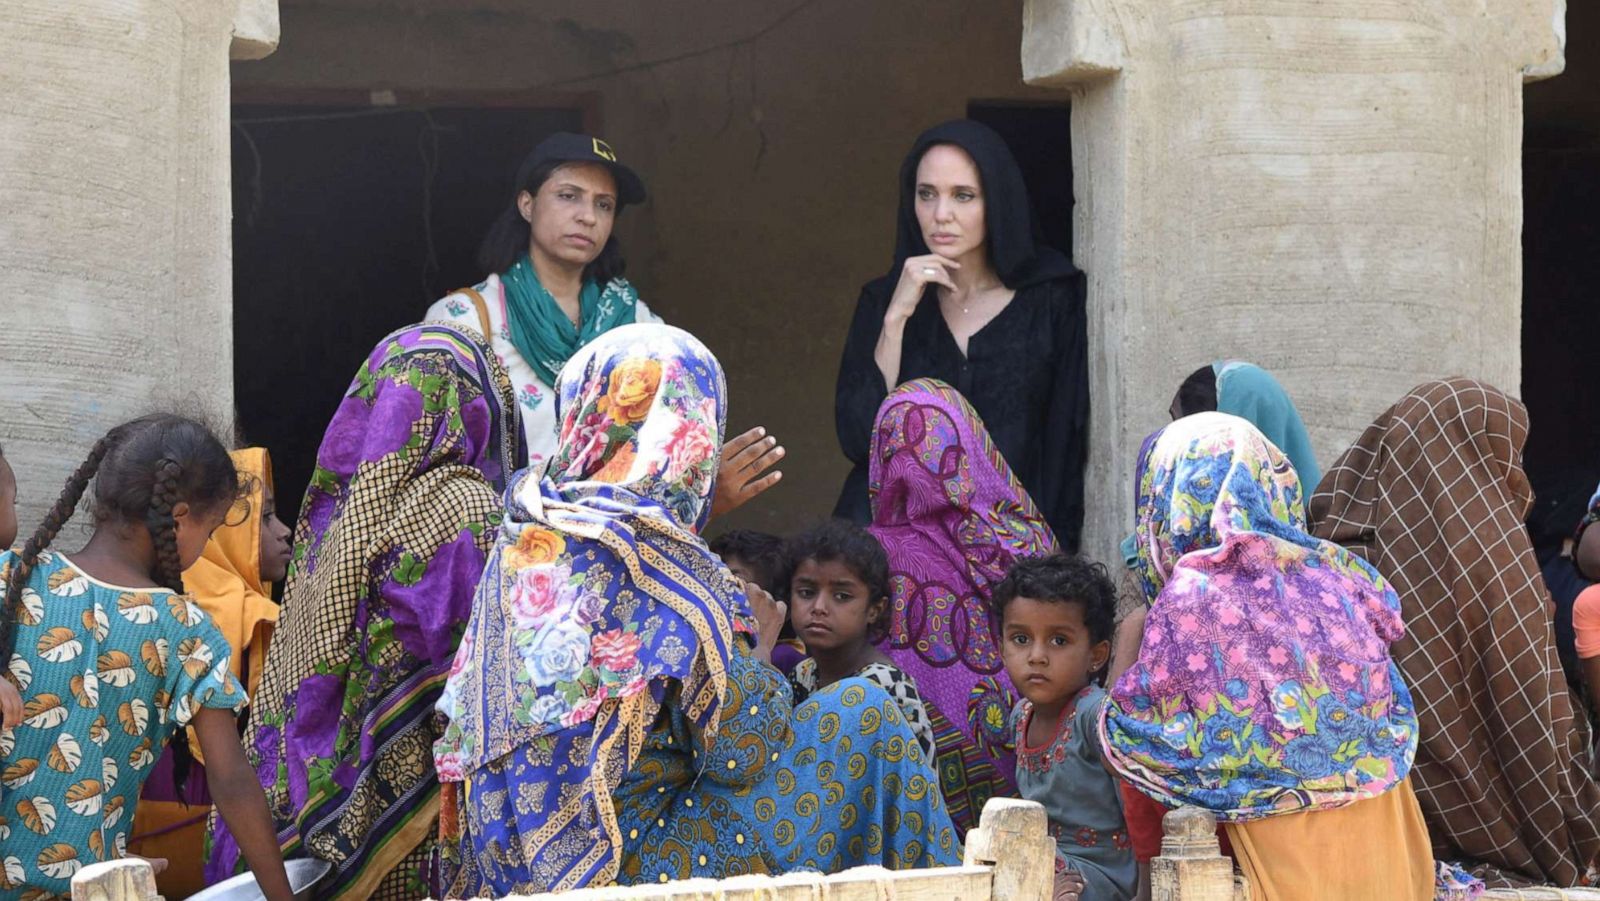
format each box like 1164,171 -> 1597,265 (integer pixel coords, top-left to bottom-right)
476,160 -> 628,284
1,415 -> 241,795
785,519 -> 892,644
709,529 -> 786,595
992,554 -> 1117,647
1174,365 -> 1219,417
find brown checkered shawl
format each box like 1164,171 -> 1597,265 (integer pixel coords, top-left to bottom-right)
1309,377 -> 1600,886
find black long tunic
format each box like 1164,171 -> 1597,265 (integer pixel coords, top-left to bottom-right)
833,271 -> 1089,551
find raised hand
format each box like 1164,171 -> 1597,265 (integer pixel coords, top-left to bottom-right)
711,427 -> 785,520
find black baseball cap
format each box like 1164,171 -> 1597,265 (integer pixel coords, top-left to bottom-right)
514,132 -> 647,206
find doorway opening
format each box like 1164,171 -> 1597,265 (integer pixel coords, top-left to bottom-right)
230,95 -> 589,521
967,100 -> 1074,261
1523,0 -> 1600,529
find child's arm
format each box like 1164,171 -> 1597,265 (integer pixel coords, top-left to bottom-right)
0,677 -> 19,729
192,706 -> 295,901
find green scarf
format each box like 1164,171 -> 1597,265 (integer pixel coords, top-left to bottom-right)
500,253 -> 639,385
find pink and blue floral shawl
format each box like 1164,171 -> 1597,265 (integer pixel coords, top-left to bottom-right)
1101,412 -> 1418,821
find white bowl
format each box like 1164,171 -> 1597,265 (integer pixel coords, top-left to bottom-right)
187,858 -> 331,901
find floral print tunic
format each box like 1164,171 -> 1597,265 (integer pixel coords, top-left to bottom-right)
0,552 -> 243,900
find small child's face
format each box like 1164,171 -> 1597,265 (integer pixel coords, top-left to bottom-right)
257,482 -> 293,584
789,557 -> 881,655
1000,595 -> 1109,710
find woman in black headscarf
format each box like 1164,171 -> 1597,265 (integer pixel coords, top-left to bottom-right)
834,120 -> 1089,549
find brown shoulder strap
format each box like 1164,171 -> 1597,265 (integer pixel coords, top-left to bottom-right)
454,287 -> 493,343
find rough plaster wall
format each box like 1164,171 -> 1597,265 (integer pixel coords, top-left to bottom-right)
1024,0 -> 1565,562
233,0 -> 1064,534
0,0 -> 262,531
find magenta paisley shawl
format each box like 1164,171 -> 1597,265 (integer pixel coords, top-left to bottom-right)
868,378 -> 1056,827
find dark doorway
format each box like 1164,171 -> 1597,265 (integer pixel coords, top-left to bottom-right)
967,101 -> 1074,261
1522,0 -> 1600,536
231,100 -> 586,523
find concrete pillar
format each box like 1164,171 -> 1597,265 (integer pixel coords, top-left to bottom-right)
1022,0 -> 1566,561
0,0 -> 277,527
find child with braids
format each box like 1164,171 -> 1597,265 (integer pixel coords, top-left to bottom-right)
0,415 -> 292,900
0,443 -> 20,729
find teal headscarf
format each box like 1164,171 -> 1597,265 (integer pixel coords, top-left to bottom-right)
1213,361 -> 1320,490
1121,361 -> 1320,567
500,253 -> 639,385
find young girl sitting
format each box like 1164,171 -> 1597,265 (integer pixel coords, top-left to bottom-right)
784,519 -> 937,764
996,554 -> 1133,901
0,415 -> 293,900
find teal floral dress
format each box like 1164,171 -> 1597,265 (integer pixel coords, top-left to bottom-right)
0,552 -> 245,900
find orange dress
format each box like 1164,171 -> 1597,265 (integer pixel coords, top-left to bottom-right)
1224,778 -> 1434,901
127,448 -> 280,898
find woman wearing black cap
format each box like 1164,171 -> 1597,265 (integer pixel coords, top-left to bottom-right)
429,132 -> 781,514
834,120 -> 1088,549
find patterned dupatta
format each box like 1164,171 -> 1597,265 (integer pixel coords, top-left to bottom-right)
435,323 -> 742,893
209,323 -> 520,896
867,378 -> 1055,822
1101,412 -> 1417,821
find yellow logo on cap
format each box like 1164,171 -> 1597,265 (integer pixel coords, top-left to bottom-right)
592,138 -> 617,162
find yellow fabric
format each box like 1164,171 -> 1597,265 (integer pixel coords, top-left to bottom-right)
1224,777 -> 1434,901
128,448 -> 279,899
182,447 -> 281,702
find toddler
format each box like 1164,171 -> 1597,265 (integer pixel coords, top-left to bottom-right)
996,554 -> 1134,901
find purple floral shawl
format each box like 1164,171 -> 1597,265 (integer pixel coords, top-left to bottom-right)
208,323 -> 520,895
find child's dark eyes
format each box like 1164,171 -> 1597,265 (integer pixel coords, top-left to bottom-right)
1050,635 -> 1070,647
1009,634 -> 1028,645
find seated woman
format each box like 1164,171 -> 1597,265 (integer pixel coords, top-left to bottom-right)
868,378 -> 1057,832
433,324 -> 958,896
1101,412 -> 1436,900
207,323 -> 523,898
1311,378 -> 1600,887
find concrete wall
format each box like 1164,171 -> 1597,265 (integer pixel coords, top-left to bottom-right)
1023,0 -> 1565,560
229,0 -> 1064,535
0,0 -> 277,531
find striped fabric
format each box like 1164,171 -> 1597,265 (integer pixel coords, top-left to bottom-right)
1310,377 -> 1600,887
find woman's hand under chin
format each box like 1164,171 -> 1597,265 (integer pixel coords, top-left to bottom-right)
711,427 -> 785,520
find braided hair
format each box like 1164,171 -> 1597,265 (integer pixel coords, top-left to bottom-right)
1,415 -> 241,794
